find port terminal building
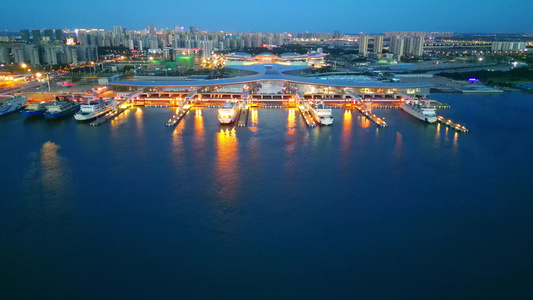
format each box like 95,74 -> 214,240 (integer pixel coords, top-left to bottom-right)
111,52 -> 432,102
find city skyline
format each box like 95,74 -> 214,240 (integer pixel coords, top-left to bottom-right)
3,0 -> 533,33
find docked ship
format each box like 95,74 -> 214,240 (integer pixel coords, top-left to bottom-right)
74,99 -> 114,121
0,96 -> 27,116
400,98 -> 437,123
308,101 -> 334,125
45,100 -> 81,119
218,101 -> 241,124
20,102 -> 48,117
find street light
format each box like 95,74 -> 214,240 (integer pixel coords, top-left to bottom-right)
35,72 -> 51,92
90,61 -> 96,87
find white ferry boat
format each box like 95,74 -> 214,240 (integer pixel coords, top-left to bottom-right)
218,101 -> 241,124
308,101 -> 334,125
0,96 -> 27,116
400,98 -> 437,123
74,99 -> 114,121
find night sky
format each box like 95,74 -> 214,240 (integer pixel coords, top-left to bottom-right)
3,0 -> 532,33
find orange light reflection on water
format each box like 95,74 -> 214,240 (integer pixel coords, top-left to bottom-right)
453,131 -> 459,153
287,108 -> 296,135
194,108 -> 206,161
359,115 -> 371,128
171,114 -> 186,167
394,131 -> 403,159
285,108 -> 297,157
341,110 -> 352,155
434,122 -> 441,148
135,107 -> 144,137
40,141 -> 66,197
215,128 -> 239,203
249,108 -> 258,133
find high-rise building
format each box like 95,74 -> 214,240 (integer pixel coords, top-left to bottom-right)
491,41 -> 526,51
359,35 -> 369,56
66,46 -> 78,65
26,44 -> 41,65
55,29 -> 63,41
198,40 -> 213,58
149,38 -> 159,52
333,30 -> 342,39
148,24 -> 155,35
44,29 -> 54,40
20,30 -> 30,43
404,36 -> 424,57
390,36 -> 405,60
13,47 -> 26,63
384,31 -> 428,38
112,26 -> 123,39
0,46 -> 10,63
374,35 -> 384,54
31,30 -> 41,43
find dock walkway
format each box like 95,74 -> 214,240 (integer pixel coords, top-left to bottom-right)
237,106 -> 249,127
346,91 -> 388,127
437,116 -> 469,132
297,105 -> 317,127
165,104 -> 192,127
90,89 -> 142,126
355,105 -> 388,127
90,101 -> 128,127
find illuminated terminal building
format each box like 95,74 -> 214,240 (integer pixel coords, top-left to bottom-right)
224,52 -> 328,68
111,52 -> 432,100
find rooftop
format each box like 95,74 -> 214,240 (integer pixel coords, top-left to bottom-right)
113,64 -> 433,89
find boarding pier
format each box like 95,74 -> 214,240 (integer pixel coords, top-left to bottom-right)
165,104 -> 192,127
437,116 -> 469,133
89,89 -> 142,126
346,91 -> 388,128
237,91 -> 250,127
164,89 -> 197,127
292,90 -> 316,127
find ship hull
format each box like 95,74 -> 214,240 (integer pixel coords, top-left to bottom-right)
400,103 -> 437,123
74,106 -> 112,121
0,105 -> 24,116
45,104 -> 81,119
218,116 -> 237,124
21,109 -> 47,117
0,97 -> 26,116
309,106 -> 334,125
218,102 -> 240,124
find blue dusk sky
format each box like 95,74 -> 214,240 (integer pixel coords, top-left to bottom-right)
2,0 -> 532,33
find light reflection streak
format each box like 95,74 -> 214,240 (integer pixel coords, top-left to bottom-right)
109,107 -> 131,143
360,115 -> 371,128
249,108 -> 258,133
453,131 -> 459,153
434,122 -> 441,148
135,107 -> 144,140
194,108 -> 206,162
340,110 -> 352,156
394,132 -> 402,160
171,118 -> 186,168
110,106 -> 131,127
23,142 -> 72,222
40,141 -> 67,198
215,128 -> 240,203
285,108 -> 297,158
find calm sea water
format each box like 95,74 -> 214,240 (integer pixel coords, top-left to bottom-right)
1,92 -> 533,299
